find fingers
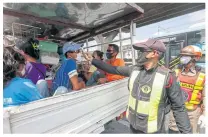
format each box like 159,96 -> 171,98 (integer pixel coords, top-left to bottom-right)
82,52 -> 88,59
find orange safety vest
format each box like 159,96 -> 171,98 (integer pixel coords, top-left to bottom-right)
175,69 -> 205,110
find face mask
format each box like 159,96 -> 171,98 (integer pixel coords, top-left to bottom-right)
76,53 -> 82,62
180,56 -> 192,65
106,52 -> 113,59
17,66 -> 26,77
136,52 -> 150,66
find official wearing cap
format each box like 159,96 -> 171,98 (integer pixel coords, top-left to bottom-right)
83,39 -> 192,134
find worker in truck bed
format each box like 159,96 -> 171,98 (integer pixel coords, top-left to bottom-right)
52,42 -> 85,95
169,45 -> 205,133
3,47 -> 42,107
97,44 -> 125,84
83,50 -> 106,87
17,39 -> 49,98
83,39 -> 192,134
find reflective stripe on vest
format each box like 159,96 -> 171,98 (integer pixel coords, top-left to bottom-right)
175,69 -> 180,77
187,72 -> 205,109
126,70 -> 140,118
175,69 -> 205,110
127,70 -> 166,133
195,72 -> 205,87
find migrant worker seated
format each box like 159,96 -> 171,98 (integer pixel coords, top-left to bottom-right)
82,61 -> 105,87
92,50 -> 106,75
83,51 -> 106,86
52,42 -> 85,96
3,47 -> 43,107
15,39 -> 49,97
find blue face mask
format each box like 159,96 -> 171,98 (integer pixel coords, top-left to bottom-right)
106,52 -> 113,59
180,56 -> 192,65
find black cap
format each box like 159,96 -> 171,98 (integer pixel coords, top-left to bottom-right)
133,39 -> 166,53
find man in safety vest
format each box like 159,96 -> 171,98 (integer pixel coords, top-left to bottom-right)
169,45 -> 205,133
83,39 -> 192,133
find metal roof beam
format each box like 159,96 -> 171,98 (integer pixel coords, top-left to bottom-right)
126,3 -> 144,13
136,3 -> 205,27
70,11 -> 143,42
48,11 -> 143,42
3,7 -> 90,31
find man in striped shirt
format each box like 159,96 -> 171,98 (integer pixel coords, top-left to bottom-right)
52,42 -> 85,95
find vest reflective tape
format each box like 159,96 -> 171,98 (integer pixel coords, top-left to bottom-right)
137,100 -> 149,115
175,69 -> 180,76
128,95 -> 136,110
176,69 -> 205,109
187,72 -> 205,106
128,71 -> 140,92
147,72 -> 166,133
190,90 -> 201,103
180,82 -> 194,89
189,100 -> 201,105
127,70 -> 166,133
195,73 -> 205,86
194,85 -> 203,90
185,102 -> 198,110
127,70 -> 140,118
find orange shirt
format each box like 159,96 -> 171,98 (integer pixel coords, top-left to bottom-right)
105,58 -> 125,82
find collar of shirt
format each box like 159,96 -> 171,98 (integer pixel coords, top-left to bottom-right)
181,66 -> 197,76
142,64 -> 158,72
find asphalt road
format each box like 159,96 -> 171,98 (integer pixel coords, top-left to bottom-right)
101,118 -> 132,134
101,118 -> 205,134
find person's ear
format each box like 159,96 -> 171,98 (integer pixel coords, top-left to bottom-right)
66,52 -> 70,58
113,51 -> 118,56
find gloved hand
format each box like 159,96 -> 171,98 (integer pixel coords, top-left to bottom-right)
198,115 -> 205,128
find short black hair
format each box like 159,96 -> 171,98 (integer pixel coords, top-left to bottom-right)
21,38 -> 40,60
65,52 -> 68,58
109,44 -> 119,53
94,50 -> 104,60
3,47 -> 25,84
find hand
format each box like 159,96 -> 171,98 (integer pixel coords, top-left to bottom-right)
82,52 -> 93,62
98,78 -> 107,84
198,115 -> 205,128
13,48 -> 25,56
19,50 -> 25,56
80,81 -> 86,88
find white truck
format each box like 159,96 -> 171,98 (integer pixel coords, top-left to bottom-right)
3,79 -> 129,134
3,3 -> 144,134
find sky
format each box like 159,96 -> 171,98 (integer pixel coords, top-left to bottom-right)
84,9 -> 205,51
135,9 -> 205,40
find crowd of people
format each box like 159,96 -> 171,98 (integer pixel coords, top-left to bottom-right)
3,41 -> 126,107
3,39 -> 205,134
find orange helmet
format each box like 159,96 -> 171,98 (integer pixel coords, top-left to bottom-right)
180,45 -> 202,57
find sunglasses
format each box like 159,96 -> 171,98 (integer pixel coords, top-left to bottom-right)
107,50 -> 114,52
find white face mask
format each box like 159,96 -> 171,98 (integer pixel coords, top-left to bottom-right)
76,53 -> 82,62
180,56 -> 192,65
17,66 -> 26,77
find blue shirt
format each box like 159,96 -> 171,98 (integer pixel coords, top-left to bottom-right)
3,77 -> 43,107
52,59 -> 77,92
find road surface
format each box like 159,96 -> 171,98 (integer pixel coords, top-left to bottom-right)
101,118 -> 132,134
